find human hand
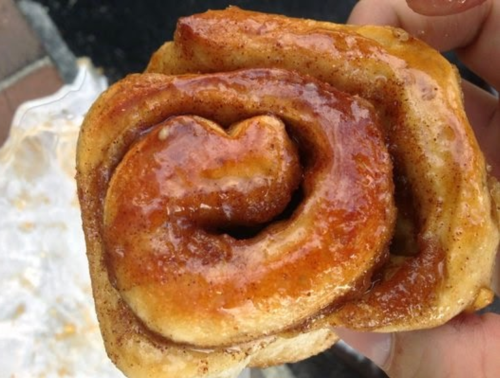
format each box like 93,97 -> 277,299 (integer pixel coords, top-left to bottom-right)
337,1 -> 500,377
348,0 -> 500,177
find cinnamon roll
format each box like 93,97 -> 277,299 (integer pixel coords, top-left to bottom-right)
76,7 -> 500,378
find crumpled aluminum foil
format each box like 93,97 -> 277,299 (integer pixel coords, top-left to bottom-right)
0,59 -> 253,378
0,59 -> 121,378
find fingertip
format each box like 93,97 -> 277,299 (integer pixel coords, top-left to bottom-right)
334,328 -> 393,369
347,0 -> 400,26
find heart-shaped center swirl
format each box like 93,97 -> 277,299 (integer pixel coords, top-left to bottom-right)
98,69 -> 395,347
105,115 -> 300,238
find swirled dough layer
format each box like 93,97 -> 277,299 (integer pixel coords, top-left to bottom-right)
77,7 -> 500,378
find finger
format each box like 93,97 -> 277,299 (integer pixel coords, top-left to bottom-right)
348,0 -> 500,90
334,329 -> 392,367
347,0 -> 401,26
461,80 -> 500,178
458,0 -> 500,92
337,313 -> 500,378
406,0 -> 488,16
348,0 -> 492,51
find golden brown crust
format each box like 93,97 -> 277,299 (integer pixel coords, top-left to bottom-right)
98,70 -> 394,348
77,7 -> 500,378
77,68 -> 388,377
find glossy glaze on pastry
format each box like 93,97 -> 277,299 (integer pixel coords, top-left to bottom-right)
77,7 -> 500,378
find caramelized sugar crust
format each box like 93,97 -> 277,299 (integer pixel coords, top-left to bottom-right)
77,7 -> 499,378
101,70 -> 394,347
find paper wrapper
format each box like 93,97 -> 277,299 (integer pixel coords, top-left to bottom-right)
0,59 -> 255,378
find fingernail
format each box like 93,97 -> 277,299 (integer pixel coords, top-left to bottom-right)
335,328 -> 393,368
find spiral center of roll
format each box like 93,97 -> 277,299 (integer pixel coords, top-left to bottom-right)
104,114 -> 301,245
99,69 -> 395,348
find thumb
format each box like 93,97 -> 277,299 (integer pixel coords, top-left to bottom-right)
336,313 -> 500,378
